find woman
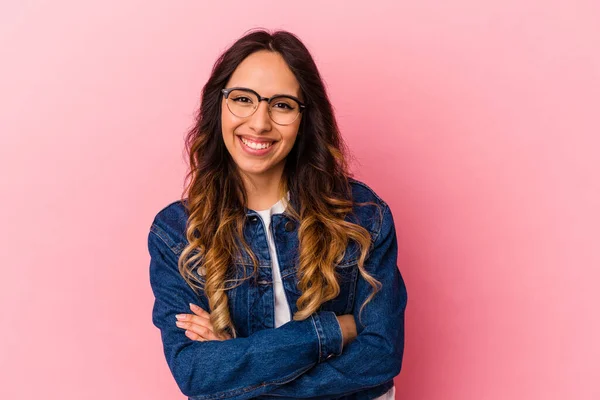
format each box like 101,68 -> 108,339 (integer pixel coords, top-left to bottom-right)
148,29 -> 408,399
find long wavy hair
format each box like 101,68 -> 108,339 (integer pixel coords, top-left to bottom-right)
178,29 -> 382,339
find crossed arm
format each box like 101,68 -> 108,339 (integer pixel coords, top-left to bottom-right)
148,204 -> 407,399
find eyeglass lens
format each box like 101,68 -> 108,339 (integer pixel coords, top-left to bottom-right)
226,89 -> 300,125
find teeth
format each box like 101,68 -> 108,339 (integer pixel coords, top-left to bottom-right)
241,137 -> 274,150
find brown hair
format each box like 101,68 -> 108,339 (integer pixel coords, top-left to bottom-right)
178,29 -> 382,338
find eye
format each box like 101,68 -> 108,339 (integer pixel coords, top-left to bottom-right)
232,96 -> 253,103
272,101 -> 294,110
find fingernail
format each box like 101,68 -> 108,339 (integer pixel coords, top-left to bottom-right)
176,314 -> 186,320
189,303 -> 198,310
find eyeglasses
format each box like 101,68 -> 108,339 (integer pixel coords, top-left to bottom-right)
221,87 -> 307,126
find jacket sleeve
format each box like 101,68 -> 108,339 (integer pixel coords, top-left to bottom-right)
258,204 -> 408,398
148,225 -> 344,400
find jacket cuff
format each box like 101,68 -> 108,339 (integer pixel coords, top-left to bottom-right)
311,311 -> 344,363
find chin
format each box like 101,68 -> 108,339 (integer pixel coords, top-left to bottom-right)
239,165 -> 273,176
236,157 -> 285,177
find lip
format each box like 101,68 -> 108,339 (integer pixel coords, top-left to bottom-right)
237,135 -> 277,156
238,135 -> 278,144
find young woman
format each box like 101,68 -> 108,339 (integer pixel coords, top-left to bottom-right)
148,29 -> 408,399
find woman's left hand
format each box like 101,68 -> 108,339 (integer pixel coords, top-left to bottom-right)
175,303 -> 232,341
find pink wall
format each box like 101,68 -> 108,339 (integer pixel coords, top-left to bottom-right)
1,1 -> 598,399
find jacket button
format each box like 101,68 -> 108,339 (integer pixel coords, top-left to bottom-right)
284,221 -> 295,232
249,216 -> 258,223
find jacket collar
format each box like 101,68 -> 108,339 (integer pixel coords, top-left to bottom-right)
244,190 -> 299,220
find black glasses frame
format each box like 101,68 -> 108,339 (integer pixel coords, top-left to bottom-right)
221,87 -> 307,125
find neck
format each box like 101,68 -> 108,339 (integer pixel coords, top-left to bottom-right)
241,165 -> 286,211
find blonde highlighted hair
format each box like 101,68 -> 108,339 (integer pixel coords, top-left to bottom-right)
177,29 -> 382,339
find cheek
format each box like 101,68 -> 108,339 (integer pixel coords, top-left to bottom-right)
280,131 -> 300,153
284,124 -> 301,145
221,106 -> 237,137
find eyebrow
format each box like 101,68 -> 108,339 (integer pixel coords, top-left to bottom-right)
232,86 -> 300,99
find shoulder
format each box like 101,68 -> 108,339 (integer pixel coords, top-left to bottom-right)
148,199 -> 189,255
347,177 -> 392,240
348,177 -> 389,208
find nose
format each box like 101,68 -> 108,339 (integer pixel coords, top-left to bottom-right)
248,100 -> 272,133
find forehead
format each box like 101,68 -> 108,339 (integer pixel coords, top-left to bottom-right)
226,50 -> 301,98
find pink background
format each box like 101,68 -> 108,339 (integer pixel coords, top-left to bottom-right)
1,1 -> 599,399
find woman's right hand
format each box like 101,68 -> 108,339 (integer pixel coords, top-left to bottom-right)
336,314 -> 358,348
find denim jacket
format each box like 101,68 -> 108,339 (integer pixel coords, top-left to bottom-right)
148,178 -> 408,399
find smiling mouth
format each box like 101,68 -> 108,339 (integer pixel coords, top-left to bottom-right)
239,136 -> 277,150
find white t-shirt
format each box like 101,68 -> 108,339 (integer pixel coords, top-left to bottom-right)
253,195 -> 396,399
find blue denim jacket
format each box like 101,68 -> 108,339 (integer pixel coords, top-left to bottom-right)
148,178 -> 408,399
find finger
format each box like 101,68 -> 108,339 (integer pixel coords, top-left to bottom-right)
177,311 -> 210,325
186,328 -> 230,342
184,329 -> 206,341
176,309 -> 232,341
186,328 -> 230,341
187,304 -> 212,325
176,314 -> 215,334
184,322 -> 219,341
177,311 -> 222,341
177,316 -> 231,341
189,304 -> 219,333
184,313 -> 214,333
189,303 -> 210,317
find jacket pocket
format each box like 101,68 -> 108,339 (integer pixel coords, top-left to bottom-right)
322,258 -> 359,315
